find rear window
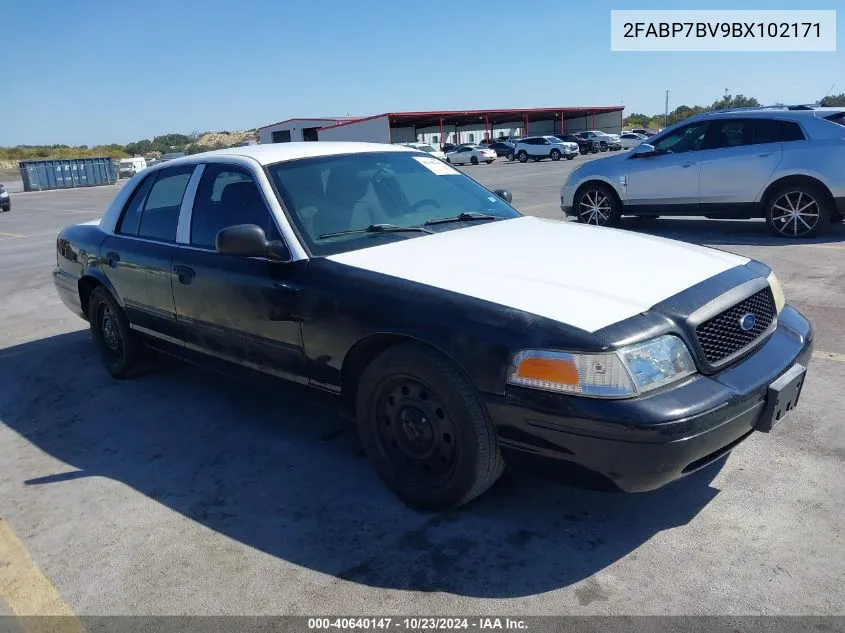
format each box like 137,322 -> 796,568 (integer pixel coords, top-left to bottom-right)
754,119 -> 805,143
824,111 -> 845,127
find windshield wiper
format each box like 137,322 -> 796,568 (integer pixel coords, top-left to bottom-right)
318,223 -> 433,239
424,212 -> 499,226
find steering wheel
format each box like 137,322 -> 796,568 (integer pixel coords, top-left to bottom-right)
411,198 -> 442,211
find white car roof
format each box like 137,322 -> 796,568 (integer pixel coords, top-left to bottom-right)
163,142 -> 415,167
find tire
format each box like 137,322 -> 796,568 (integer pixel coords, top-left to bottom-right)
599,142 -> 608,152
550,149 -> 561,161
566,155 -> 575,160
471,156 -> 479,165
764,183 -> 828,238
356,342 -> 504,510
506,152 -> 514,161
517,151 -> 528,163
1,203 -> 9,212
87,286 -> 146,378
445,157 -> 451,163
574,183 -> 621,227
485,160 -> 494,164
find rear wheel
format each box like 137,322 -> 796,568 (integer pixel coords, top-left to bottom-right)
566,155 -> 575,160
87,286 -> 146,378
485,159 -> 494,164
356,343 -> 504,510
550,149 -> 561,161
471,156 -> 479,165
506,152 -> 514,161
575,183 -> 621,227
599,142 -> 608,152
765,184 -> 827,238
517,151 -> 528,163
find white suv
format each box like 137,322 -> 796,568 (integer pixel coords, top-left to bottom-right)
561,108 -> 845,237
513,136 -> 579,163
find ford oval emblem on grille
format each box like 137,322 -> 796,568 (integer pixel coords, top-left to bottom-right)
739,312 -> 756,331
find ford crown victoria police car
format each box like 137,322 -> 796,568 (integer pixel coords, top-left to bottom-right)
53,142 -> 813,509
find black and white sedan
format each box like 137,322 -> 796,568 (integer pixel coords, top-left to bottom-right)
54,142 -> 813,509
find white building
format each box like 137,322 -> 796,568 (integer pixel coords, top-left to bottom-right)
257,107 -> 624,147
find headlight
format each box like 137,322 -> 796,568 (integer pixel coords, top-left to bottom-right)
767,271 -> 786,314
508,335 -> 696,398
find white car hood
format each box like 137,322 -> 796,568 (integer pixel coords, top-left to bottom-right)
327,216 -> 749,333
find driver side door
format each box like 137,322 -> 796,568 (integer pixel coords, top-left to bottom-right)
171,162 -> 307,383
625,121 -> 708,214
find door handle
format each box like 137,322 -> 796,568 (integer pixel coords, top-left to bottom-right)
173,265 -> 195,285
105,252 -> 120,268
274,281 -> 302,294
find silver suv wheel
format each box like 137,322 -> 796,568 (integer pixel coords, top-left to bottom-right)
766,188 -> 824,238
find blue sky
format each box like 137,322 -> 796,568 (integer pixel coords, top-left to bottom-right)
2,0 -> 841,146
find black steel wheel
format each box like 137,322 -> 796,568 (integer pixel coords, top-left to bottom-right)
356,343 -> 504,510
550,149 -> 561,161
765,184 -> 827,238
471,156 -> 479,165
575,183 -> 621,227
517,151 -> 528,163
87,286 -> 145,378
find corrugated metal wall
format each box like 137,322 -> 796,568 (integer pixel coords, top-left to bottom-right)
18,157 -> 117,192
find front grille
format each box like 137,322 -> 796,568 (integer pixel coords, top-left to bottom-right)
695,288 -> 776,365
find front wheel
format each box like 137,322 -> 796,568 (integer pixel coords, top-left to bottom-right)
506,152 -> 514,161
574,184 -> 621,227
765,184 -> 827,238
599,142 -> 608,152
550,149 -> 561,161
1,203 -> 9,212
87,286 -> 146,378
356,343 -> 505,510
485,159 -> 494,164
566,155 -> 575,160
471,156 -> 479,165
517,151 -> 528,163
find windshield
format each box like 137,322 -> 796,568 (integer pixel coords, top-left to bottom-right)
267,151 -> 521,256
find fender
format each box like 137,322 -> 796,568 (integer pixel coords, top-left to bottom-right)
79,266 -> 124,309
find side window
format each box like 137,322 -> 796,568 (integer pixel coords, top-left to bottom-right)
702,119 -> 752,150
137,165 -> 194,242
754,119 -> 805,144
191,164 -> 281,249
652,122 -> 709,154
117,174 -> 157,236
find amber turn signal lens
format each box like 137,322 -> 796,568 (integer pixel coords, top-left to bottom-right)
514,357 -> 579,385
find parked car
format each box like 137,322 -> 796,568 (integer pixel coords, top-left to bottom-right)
0,183 -> 10,212
572,133 -> 602,154
159,152 -> 186,163
631,128 -> 653,136
581,131 -> 622,151
401,142 -> 447,161
485,141 -> 516,157
445,144 -> 496,165
513,136 -> 579,162
53,142 -> 814,510
554,134 -> 594,155
441,143 -> 457,153
620,133 -> 645,149
118,157 -> 147,179
560,108 -> 845,237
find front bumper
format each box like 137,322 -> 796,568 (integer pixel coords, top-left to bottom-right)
485,305 -> 813,492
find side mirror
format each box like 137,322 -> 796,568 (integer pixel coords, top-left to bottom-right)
216,224 -> 278,258
631,143 -> 656,157
493,189 -> 513,203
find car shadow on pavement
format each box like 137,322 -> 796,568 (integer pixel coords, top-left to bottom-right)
614,216 -> 845,247
0,330 -> 725,599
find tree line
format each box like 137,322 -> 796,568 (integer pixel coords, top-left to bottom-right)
624,93 -> 845,131
0,130 -> 252,162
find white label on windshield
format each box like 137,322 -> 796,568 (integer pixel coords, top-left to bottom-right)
413,156 -> 461,175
